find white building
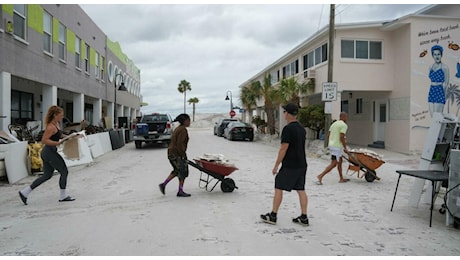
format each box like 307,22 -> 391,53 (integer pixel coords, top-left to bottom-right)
239,4 -> 460,154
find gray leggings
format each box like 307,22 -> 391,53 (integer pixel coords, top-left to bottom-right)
30,145 -> 68,190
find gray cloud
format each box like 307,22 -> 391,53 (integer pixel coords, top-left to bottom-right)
81,4 -> 429,118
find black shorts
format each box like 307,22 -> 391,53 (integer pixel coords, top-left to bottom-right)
275,167 -> 307,191
168,155 -> 189,180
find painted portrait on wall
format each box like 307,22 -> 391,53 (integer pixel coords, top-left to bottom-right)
412,21 -> 460,129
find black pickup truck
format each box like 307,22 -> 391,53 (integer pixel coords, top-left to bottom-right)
133,113 -> 174,149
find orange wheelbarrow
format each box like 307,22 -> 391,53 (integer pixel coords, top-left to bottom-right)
344,150 -> 385,182
187,158 -> 239,192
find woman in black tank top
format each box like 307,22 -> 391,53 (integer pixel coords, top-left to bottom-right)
18,105 -> 75,205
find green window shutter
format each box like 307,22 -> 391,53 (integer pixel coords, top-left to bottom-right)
3,4 -> 13,15
27,4 -> 43,33
52,17 -> 59,43
81,40 -> 86,57
90,47 -> 95,66
67,30 -> 75,53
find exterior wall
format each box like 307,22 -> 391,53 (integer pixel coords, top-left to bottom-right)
333,27 -> 394,92
238,4 -> 460,154
0,4 -> 141,130
386,24 -> 412,153
409,16 -> 460,152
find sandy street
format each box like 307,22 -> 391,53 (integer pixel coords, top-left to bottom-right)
1,125 -> 459,256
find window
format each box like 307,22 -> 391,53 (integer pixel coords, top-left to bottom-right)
341,40 -> 354,58
11,90 -> 33,123
270,70 -> 279,84
283,60 -> 298,78
58,22 -> 66,60
95,52 -> 99,78
303,52 -> 314,70
341,39 -> 383,60
43,11 -> 52,53
13,4 -> 27,40
341,100 -> 349,114
369,41 -> 382,59
100,56 -> 105,81
356,40 -> 368,59
321,44 -> 328,62
315,47 -> 322,66
84,43 -> 90,73
303,43 -> 328,76
380,103 -> 386,122
356,98 -> 363,114
75,36 -> 81,68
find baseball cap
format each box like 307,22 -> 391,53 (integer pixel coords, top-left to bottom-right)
282,103 -> 298,115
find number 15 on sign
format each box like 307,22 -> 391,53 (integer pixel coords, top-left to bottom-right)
322,82 -> 338,101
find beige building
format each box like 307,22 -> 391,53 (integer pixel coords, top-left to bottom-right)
239,4 -> 460,154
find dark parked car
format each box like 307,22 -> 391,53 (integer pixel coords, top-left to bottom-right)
214,118 -> 238,137
223,121 -> 254,141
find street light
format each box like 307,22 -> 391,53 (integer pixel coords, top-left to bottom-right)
114,72 -> 127,128
225,90 -> 234,118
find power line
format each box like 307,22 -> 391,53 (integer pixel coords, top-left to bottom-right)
317,4 -> 325,31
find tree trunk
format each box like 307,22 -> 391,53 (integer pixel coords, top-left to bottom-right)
183,89 -> 186,114
192,104 -> 196,121
265,102 -> 276,135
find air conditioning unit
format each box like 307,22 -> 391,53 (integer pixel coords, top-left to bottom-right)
304,69 -> 315,79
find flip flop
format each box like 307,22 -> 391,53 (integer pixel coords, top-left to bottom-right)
314,180 -> 323,185
339,179 -> 350,183
59,196 -> 75,202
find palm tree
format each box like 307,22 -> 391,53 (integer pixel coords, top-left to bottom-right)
187,97 -> 199,122
178,80 -> 191,113
240,82 -> 258,112
276,76 -> 310,106
250,74 -> 277,135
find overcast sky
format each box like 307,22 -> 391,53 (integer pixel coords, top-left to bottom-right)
79,3 -> 430,118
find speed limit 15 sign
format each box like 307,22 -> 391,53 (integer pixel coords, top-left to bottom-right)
322,82 -> 337,101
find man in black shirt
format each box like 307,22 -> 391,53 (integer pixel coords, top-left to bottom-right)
260,103 -> 309,226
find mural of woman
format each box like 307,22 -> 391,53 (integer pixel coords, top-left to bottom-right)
428,45 -> 450,117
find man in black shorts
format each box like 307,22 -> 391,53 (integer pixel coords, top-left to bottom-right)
260,103 -> 309,226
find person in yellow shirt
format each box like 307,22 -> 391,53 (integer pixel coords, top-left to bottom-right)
316,112 -> 349,185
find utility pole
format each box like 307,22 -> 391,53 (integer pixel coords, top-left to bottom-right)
324,4 -> 335,148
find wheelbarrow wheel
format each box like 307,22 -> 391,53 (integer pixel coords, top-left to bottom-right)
365,170 -> 377,182
221,178 -> 235,193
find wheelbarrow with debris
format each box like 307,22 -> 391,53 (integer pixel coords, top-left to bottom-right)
344,149 -> 385,182
187,154 -> 238,192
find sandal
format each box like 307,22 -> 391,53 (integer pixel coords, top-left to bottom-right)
59,196 -> 75,202
314,180 -> 322,185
